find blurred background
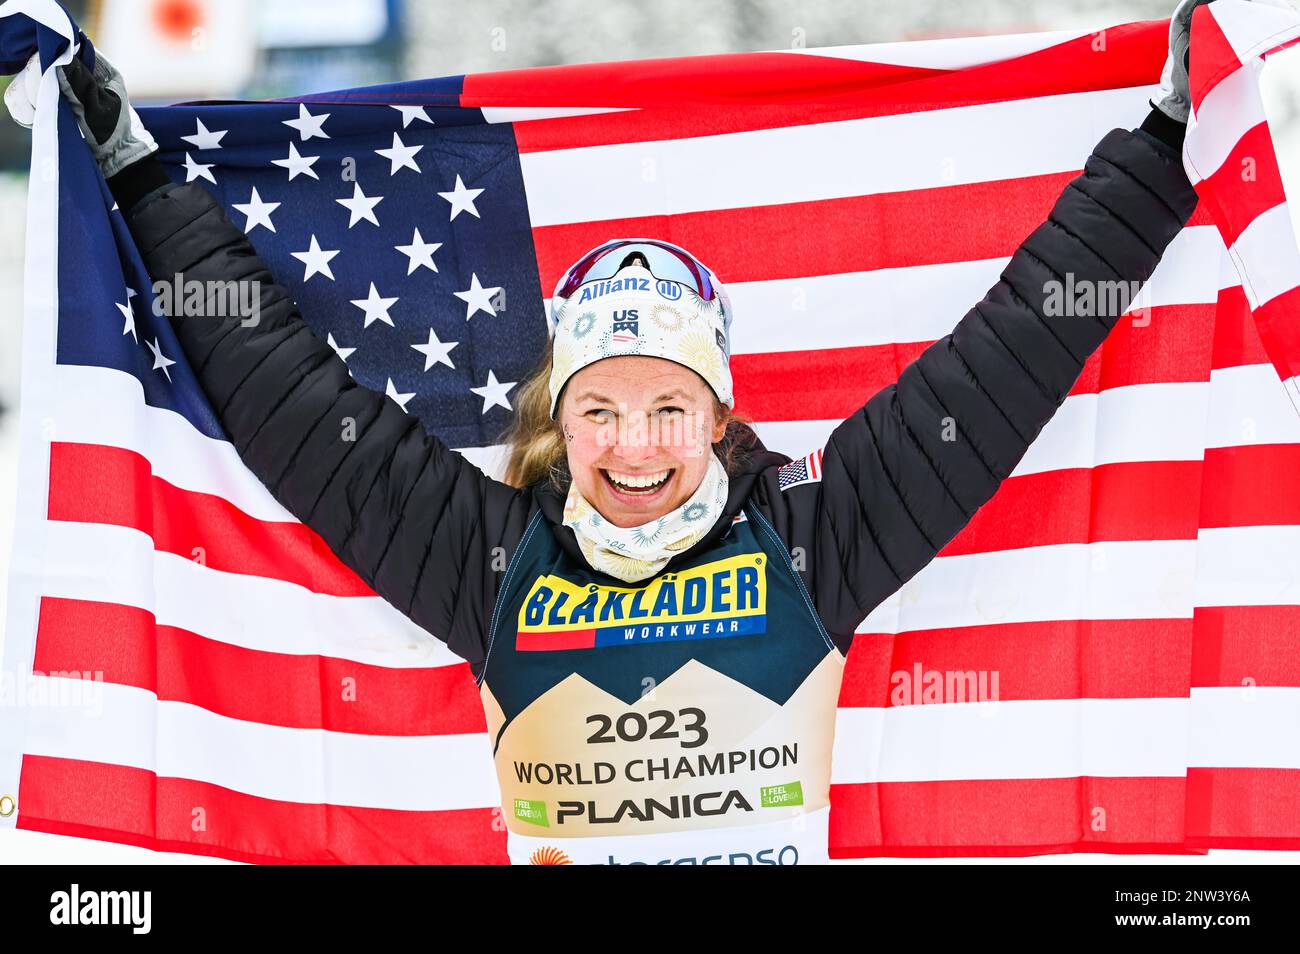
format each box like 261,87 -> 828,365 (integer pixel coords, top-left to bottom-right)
1,0 -> 1299,862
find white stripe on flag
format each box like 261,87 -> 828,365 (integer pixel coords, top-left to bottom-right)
862,538 -> 1199,634
21,677 -> 499,810
42,517 -> 1300,652
726,225 -> 1229,356
830,696 -> 1190,784
1205,363 -> 1300,448
39,520 -> 465,667
52,357 -> 1300,530
521,86 -> 1156,227
1194,525 -> 1300,608
1188,686 -> 1300,768
1184,59 -> 1266,185
1229,201 -> 1300,309
1208,0 -> 1300,65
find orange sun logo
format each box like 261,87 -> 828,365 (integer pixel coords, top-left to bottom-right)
529,846 -> 573,865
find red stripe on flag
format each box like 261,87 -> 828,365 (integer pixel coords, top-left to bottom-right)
508,21 -> 1168,151
31,596 -> 486,735
842,618 -> 1193,705
1191,605 -> 1300,688
17,756 -> 507,865
731,303 -> 1217,422
1189,5 -> 1245,114
1248,284 -> 1300,384
465,51 -> 945,110
828,776 -> 1202,856
1210,283 -> 1270,369
47,442 -> 373,598
1200,444 -> 1300,530
1198,121 -> 1286,249
534,176 -> 1218,295
940,460 -> 1204,556
1186,767 -> 1300,849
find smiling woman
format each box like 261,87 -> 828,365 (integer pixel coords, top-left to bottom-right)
499,240 -> 753,581
501,347 -> 754,498
561,357 -> 724,521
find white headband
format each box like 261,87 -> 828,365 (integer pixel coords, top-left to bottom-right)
547,263 -> 734,416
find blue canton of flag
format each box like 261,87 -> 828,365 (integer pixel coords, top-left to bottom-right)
60,80 -> 549,452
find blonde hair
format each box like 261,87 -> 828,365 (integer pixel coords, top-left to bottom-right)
501,347 -> 753,490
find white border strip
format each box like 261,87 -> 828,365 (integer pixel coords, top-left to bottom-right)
0,0 -> 77,832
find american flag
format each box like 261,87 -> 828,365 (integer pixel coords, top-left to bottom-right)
777,449 -> 823,491
3,0 -> 1300,862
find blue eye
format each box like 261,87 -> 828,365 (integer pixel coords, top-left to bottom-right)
657,407 -> 684,416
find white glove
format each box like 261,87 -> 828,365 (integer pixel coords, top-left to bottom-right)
3,51 -> 42,129
3,46 -> 158,179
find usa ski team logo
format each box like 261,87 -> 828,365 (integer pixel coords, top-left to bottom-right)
610,308 -> 639,343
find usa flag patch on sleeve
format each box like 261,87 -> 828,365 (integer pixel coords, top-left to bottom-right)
777,448 -> 823,492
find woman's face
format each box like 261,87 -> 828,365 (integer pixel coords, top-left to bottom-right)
558,356 -> 728,529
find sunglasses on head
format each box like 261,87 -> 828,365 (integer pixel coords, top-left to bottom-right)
553,239 -> 720,302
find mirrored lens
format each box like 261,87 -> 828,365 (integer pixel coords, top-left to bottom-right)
555,239 -> 715,301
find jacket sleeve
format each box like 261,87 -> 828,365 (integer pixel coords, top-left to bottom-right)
111,160 -> 531,670
758,110 -> 1200,651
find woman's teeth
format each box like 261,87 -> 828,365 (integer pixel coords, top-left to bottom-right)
605,469 -> 672,494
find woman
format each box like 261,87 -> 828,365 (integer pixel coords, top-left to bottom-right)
47,4 -> 1203,865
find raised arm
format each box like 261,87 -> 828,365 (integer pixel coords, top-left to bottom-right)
111,161 -> 531,668
54,49 -> 530,668
761,107 -> 1199,649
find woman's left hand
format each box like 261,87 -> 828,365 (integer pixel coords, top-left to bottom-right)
1151,0 -> 1211,124
1152,0 -> 1294,123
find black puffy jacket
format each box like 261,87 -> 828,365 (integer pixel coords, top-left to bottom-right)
108,107 -> 1199,675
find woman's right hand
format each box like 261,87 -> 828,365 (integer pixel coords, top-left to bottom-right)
4,41 -> 157,178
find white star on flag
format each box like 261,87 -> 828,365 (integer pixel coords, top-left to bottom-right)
454,273 -> 502,319
180,117 -> 227,150
391,105 -> 433,128
183,152 -> 216,184
375,133 -> 423,175
350,283 -> 398,328
290,235 -> 340,281
232,187 -> 280,233
116,300 -> 136,343
337,183 -> 384,228
438,174 -> 484,220
470,370 -> 516,413
147,337 -> 177,382
282,103 -> 331,140
326,332 -> 356,363
411,328 -> 458,370
385,378 -> 416,412
395,228 -> 441,274
272,142 -> 320,180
